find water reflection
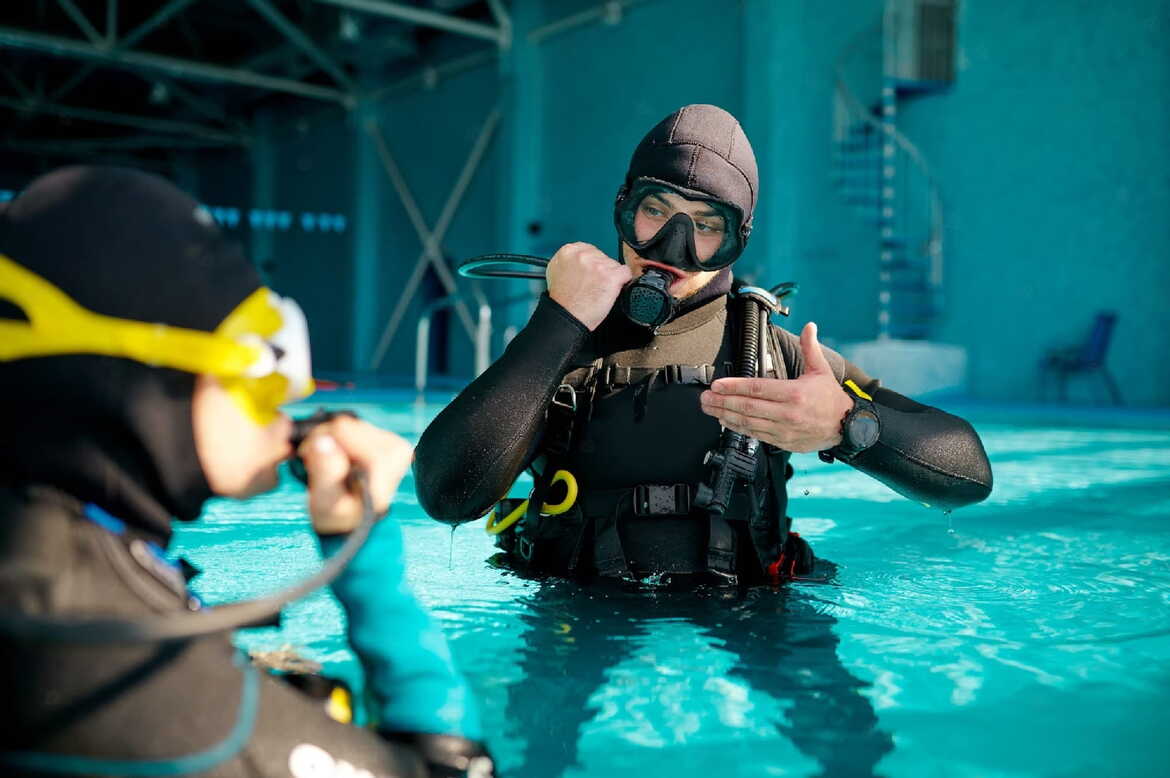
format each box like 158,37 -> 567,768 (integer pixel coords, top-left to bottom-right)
502,568 -> 893,778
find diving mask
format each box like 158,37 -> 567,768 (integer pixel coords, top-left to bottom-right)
614,179 -> 747,272
0,253 -> 313,424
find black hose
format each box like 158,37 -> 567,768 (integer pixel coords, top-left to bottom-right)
457,253 -> 549,280
723,294 -> 762,451
738,294 -> 760,379
0,411 -> 380,643
694,294 -> 768,515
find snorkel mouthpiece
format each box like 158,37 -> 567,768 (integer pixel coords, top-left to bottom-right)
620,268 -> 675,330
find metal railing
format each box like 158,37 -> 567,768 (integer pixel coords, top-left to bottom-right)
415,292 -> 491,394
414,290 -> 540,394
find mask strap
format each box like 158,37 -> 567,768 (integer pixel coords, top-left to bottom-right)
0,253 -> 262,376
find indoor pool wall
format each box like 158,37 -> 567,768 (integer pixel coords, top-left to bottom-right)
170,392 -> 1170,778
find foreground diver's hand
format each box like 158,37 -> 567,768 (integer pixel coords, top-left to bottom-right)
700,322 -> 855,453
298,415 -> 414,534
546,241 -> 633,330
384,733 -> 497,778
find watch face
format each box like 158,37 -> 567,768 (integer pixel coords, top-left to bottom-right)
847,410 -> 881,450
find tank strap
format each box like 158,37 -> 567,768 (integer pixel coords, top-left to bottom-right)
581,484 -> 700,578
765,322 -> 785,379
707,514 -> 738,584
593,502 -> 628,579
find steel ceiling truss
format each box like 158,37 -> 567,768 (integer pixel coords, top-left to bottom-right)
1,0 -> 512,155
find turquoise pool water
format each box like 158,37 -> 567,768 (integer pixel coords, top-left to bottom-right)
171,393 -> 1170,778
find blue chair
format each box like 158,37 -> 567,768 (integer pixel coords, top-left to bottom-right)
1041,312 -> 1122,405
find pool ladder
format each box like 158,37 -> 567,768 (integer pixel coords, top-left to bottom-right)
415,291 -> 537,394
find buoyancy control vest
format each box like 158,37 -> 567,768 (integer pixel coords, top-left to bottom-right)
493,287 -> 807,585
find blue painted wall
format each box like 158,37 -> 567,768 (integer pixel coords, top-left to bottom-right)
364,61 -> 503,380
351,0 -> 881,373
740,0 -> 883,344
210,0 -> 1167,406
896,0 -> 1170,406
247,110 -> 357,374
537,0 -> 743,254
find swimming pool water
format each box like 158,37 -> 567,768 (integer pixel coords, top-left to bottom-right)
171,394 -> 1170,777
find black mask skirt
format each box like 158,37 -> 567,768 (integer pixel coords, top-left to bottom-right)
615,180 -> 745,273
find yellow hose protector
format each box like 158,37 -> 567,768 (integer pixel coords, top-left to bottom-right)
485,470 -> 579,535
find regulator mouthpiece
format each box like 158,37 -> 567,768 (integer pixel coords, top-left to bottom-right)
620,268 -> 675,330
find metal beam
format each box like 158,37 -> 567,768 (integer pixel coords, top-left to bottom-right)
241,41 -> 304,74
0,95 -> 247,144
153,76 -> 231,125
528,0 -> 654,44
4,134 -> 242,152
314,0 -> 504,44
0,25 -> 351,105
106,0 -> 117,44
245,0 -> 355,92
121,0 -> 199,50
363,46 -> 498,104
367,107 -> 501,369
0,64 -> 35,101
56,0 -> 103,45
0,141 -> 175,172
486,0 -> 511,46
240,33 -> 414,80
50,0 -> 201,102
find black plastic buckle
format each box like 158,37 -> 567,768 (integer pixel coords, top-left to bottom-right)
602,365 -> 632,390
669,364 -> 716,385
632,484 -> 692,516
517,535 -> 535,563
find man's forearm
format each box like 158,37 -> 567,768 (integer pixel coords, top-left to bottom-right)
849,387 -> 993,509
413,294 -> 591,523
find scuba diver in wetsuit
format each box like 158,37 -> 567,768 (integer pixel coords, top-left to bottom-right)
412,103 -> 988,776
0,167 -> 496,777
414,103 -> 993,584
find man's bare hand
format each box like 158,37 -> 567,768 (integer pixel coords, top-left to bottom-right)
546,242 -> 633,330
699,322 -> 854,452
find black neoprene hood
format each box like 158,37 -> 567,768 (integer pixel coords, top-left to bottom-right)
619,104 -> 760,240
0,166 -> 263,539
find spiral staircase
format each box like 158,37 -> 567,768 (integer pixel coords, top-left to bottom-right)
832,1 -> 953,341
833,0 -> 968,397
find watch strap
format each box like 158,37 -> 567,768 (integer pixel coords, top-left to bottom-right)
819,380 -> 878,463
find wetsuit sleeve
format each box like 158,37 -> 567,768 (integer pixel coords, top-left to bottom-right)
319,517 -> 483,740
773,326 -> 993,509
413,293 -> 592,524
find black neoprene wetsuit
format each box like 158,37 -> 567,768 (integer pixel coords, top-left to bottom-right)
0,167 -> 490,778
414,289 -> 993,582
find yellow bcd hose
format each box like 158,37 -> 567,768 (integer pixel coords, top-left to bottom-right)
485,470 -> 578,535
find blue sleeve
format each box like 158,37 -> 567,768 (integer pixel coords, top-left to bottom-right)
319,518 -> 483,740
